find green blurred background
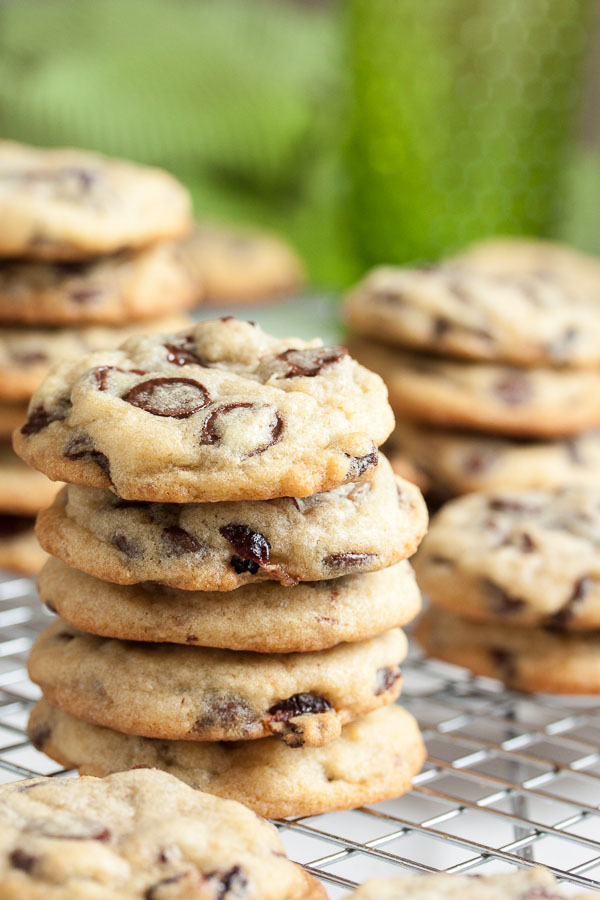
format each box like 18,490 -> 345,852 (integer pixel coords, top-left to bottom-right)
0,0 -> 598,287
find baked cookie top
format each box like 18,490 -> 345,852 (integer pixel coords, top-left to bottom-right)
37,557 -> 421,653
35,456 -> 427,591
0,768 -> 324,900
415,487 -> 600,629
350,869 -> 586,900
28,620 -> 407,747
0,243 -> 198,326
0,141 -> 192,259
15,318 -> 395,502
346,258 -> 600,368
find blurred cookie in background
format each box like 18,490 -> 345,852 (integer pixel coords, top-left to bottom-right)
0,514 -> 48,575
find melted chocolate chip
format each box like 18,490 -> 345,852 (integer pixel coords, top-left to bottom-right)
93,366 -> 146,390
21,400 -> 71,435
345,450 -> 378,479
323,552 -> 376,570
269,693 -> 332,721
493,372 -> 532,406
123,377 -> 211,418
375,666 -> 401,695
220,524 -> 270,570
483,578 -> 526,614
64,434 -> 110,477
10,850 -> 37,873
112,533 -> 141,558
277,346 -> 347,377
200,402 -> 253,444
164,337 -> 207,367
162,525 -> 204,555
244,410 -> 284,459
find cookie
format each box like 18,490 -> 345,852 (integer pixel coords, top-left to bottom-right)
0,315 -> 192,402
0,243 -> 198,326
414,487 -> 600,630
28,620 -> 407,747
390,421 -> 600,496
0,768 -> 324,900
0,444 -> 59,515
28,701 -> 426,819
0,140 -> 191,259
35,459 -> 426,591
415,608 -> 600,693
350,868 -> 588,900
345,258 -> 600,368
37,557 -> 420,653
0,402 -> 27,439
349,338 -> 600,437
0,514 -> 47,575
14,318 -> 395,502
181,224 -> 304,303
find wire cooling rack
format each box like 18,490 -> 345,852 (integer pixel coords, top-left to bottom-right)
1,571 -> 600,897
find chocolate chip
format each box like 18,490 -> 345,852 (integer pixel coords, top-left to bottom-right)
493,372 -> 532,406
123,377 -> 211,418
483,578 -> 526,614
57,631 -> 75,641
30,724 -> 51,750
488,498 -> 539,514
112,533 -> 141,558
200,402 -> 253,444
546,576 -> 591,630
21,400 -> 71,435
211,865 -> 248,899
375,666 -> 401,695
64,434 -> 110,478
430,554 -> 452,565
10,850 -> 37,873
244,410 -> 284,459
220,524 -> 270,571
433,316 -> 451,338
345,449 -> 378,479
462,448 -> 497,474
14,350 -> 47,365
93,366 -> 146,390
516,532 -> 536,552
145,875 -> 185,900
164,338 -> 208,367
490,646 -> 518,685
230,557 -> 259,575
269,693 -> 332,721
70,286 -> 104,304
277,346 -> 347,377
162,525 -> 204,555
323,552 -> 376,570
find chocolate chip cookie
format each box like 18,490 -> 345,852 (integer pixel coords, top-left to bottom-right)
346,256 -> 600,368
416,607 -> 600,693
0,316 -> 190,401
390,421 -> 600,496
34,458 -> 426,590
349,338 -> 600,437
415,487 -> 600,630
0,768 -> 324,900
0,141 -> 192,259
0,243 -> 198,326
28,620 -> 407,746
15,318 -> 395,502
28,702 -> 426,819
37,557 -> 420,652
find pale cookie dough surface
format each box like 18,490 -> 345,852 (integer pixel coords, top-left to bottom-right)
0,515 -> 47,575
0,402 -> 27,439
35,458 -> 426,591
28,702 -> 426,820
346,248 -> 600,368
15,318 -> 394,502
28,620 -> 406,747
0,444 -> 59,515
350,868 -> 588,900
391,421 -> 600,496
0,768 -> 324,900
0,141 -> 191,259
0,243 -> 198,326
349,338 -> 600,437
416,608 -> 600,693
181,224 -> 304,303
415,487 -> 600,629
0,316 -> 190,401
37,557 -> 421,653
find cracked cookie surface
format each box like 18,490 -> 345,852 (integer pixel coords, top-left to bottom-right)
15,319 -> 394,502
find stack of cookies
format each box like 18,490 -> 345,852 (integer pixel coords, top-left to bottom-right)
414,485 -> 600,694
15,317 -> 428,818
345,238 -> 600,501
0,140 -> 196,574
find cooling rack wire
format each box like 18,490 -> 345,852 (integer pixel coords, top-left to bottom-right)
1,570 -> 600,897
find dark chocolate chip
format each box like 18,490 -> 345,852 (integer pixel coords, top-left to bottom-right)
546,576 -> 591,630
488,498 -> 540,514
200,402 -> 253,445
112,533 -> 141,558
483,578 -> 526,614
493,372 -> 532,406
162,525 -> 204,555
432,316 -> 451,338
69,286 -> 104,304
516,532 -> 536,552
375,666 -> 401,695
323,552 -> 376,570
211,865 -> 248,899
164,338 -> 208,367
345,449 -> 378,479
9,850 -> 37,873
64,434 -> 110,478
462,448 -> 497,474
490,646 -> 518,685
93,365 -> 146,390
123,377 -> 211,418
57,631 -> 75,641
269,693 -> 332,721
230,557 -> 259,575
21,400 -> 71,435
145,875 -> 185,900
244,410 -> 284,459
220,524 -> 270,570
277,346 -> 347,378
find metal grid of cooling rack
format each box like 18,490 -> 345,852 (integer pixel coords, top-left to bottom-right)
1,572 -> 600,897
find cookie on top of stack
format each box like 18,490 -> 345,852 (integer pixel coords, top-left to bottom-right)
0,140 -> 196,575
15,317 -> 428,818
345,238 -> 600,500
